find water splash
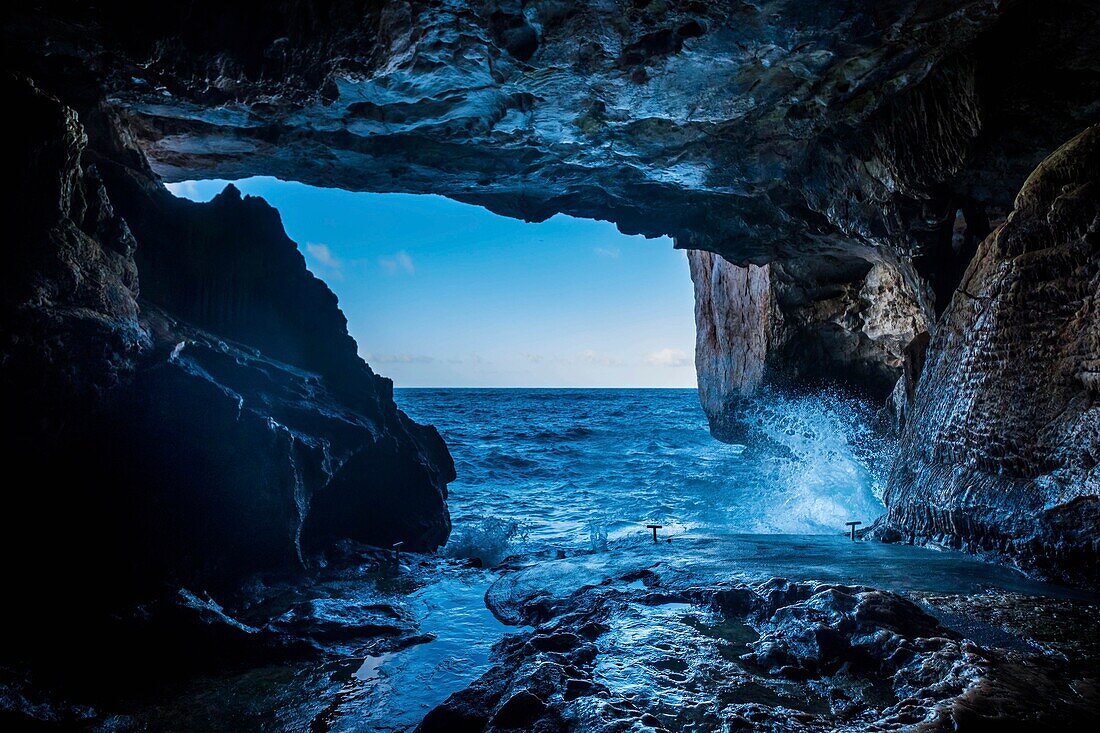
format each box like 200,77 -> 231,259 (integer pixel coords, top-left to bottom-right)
443,517 -> 529,567
399,388 -> 893,552
733,388 -> 893,533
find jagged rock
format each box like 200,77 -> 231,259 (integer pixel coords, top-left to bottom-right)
745,581 -> 953,678
1,74 -> 147,416
100,308 -> 452,581
689,249 -> 931,441
489,690 -> 547,729
96,159 -> 456,564
3,0 -> 1099,582
881,125 -> 1100,586
5,1 -> 1097,263
0,75 -> 454,607
423,573 -> 1099,732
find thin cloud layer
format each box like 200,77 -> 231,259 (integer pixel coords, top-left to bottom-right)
305,242 -> 344,278
646,348 -> 690,368
379,250 -> 416,275
366,353 -> 436,364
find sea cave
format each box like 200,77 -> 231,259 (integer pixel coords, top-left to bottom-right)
2,1 -> 1098,731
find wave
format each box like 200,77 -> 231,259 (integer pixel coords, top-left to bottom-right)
398,387 -> 894,547
732,388 -> 892,532
444,517 -> 529,567
532,426 -> 594,441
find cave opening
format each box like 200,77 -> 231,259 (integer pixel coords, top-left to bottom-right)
133,176 -> 904,729
160,177 -> 893,557
167,177 -> 698,389
5,0 -> 1098,726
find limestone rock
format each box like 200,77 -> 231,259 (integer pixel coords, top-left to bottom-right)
688,249 -> 932,441
6,1 -> 1098,263
881,125 -> 1100,586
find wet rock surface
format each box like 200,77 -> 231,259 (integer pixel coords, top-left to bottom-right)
421,553 -> 1099,733
880,126 -> 1100,586
2,534 -> 1096,731
0,549 -> 460,731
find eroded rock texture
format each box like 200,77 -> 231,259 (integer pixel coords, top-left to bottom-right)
420,567 -> 1099,733
4,1 -> 1096,260
0,76 -> 453,605
881,126 -> 1100,586
689,249 -> 932,440
3,0 -> 1099,583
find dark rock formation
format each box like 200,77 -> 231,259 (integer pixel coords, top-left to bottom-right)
689,249 -> 932,440
2,0 -> 1098,583
0,76 -> 453,606
880,126 -> 1099,586
421,568 -> 1100,732
4,1 -> 1096,259
1,74 -> 147,423
96,161 -> 456,563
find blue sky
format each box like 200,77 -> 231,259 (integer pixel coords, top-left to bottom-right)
168,178 -> 697,387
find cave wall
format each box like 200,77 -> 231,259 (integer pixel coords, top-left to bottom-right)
0,75 -> 453,600
2,1 -> 1098,585
688,248 -> 932,441
881,127 -> 1099,586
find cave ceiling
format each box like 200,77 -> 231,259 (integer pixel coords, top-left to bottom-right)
6,0 -> 1098,265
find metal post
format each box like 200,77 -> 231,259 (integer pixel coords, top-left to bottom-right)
393,540 -> 405,564
845,521 -> 862,541
646,524 -> 663,543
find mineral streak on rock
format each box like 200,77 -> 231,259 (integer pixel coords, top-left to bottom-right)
688,251 -> 776,440
880,126 -> 1100,586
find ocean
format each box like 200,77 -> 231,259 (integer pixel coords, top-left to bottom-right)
128,388 -> 1071,732
397,387 -> 893,561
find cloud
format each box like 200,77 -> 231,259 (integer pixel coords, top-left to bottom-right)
645,348 -> 690,368
578,350 -> 624,367
520,352 -> 545,363
379,250 -> 415,275
166,180 -> 200,199
305,242 -> 344,278
594,246 -> 621,259
365,353 -> 435,364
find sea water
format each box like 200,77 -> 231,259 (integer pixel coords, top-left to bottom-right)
126,388 -> 1072,731
398,387 -> 893,561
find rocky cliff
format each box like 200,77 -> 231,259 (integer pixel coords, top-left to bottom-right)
1,76 -> 453,603
688,249 -> 932,440
2,0 -> 1098,586
881,127 -> 1099,586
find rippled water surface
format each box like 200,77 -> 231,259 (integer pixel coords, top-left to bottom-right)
398,388 -> 893,555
